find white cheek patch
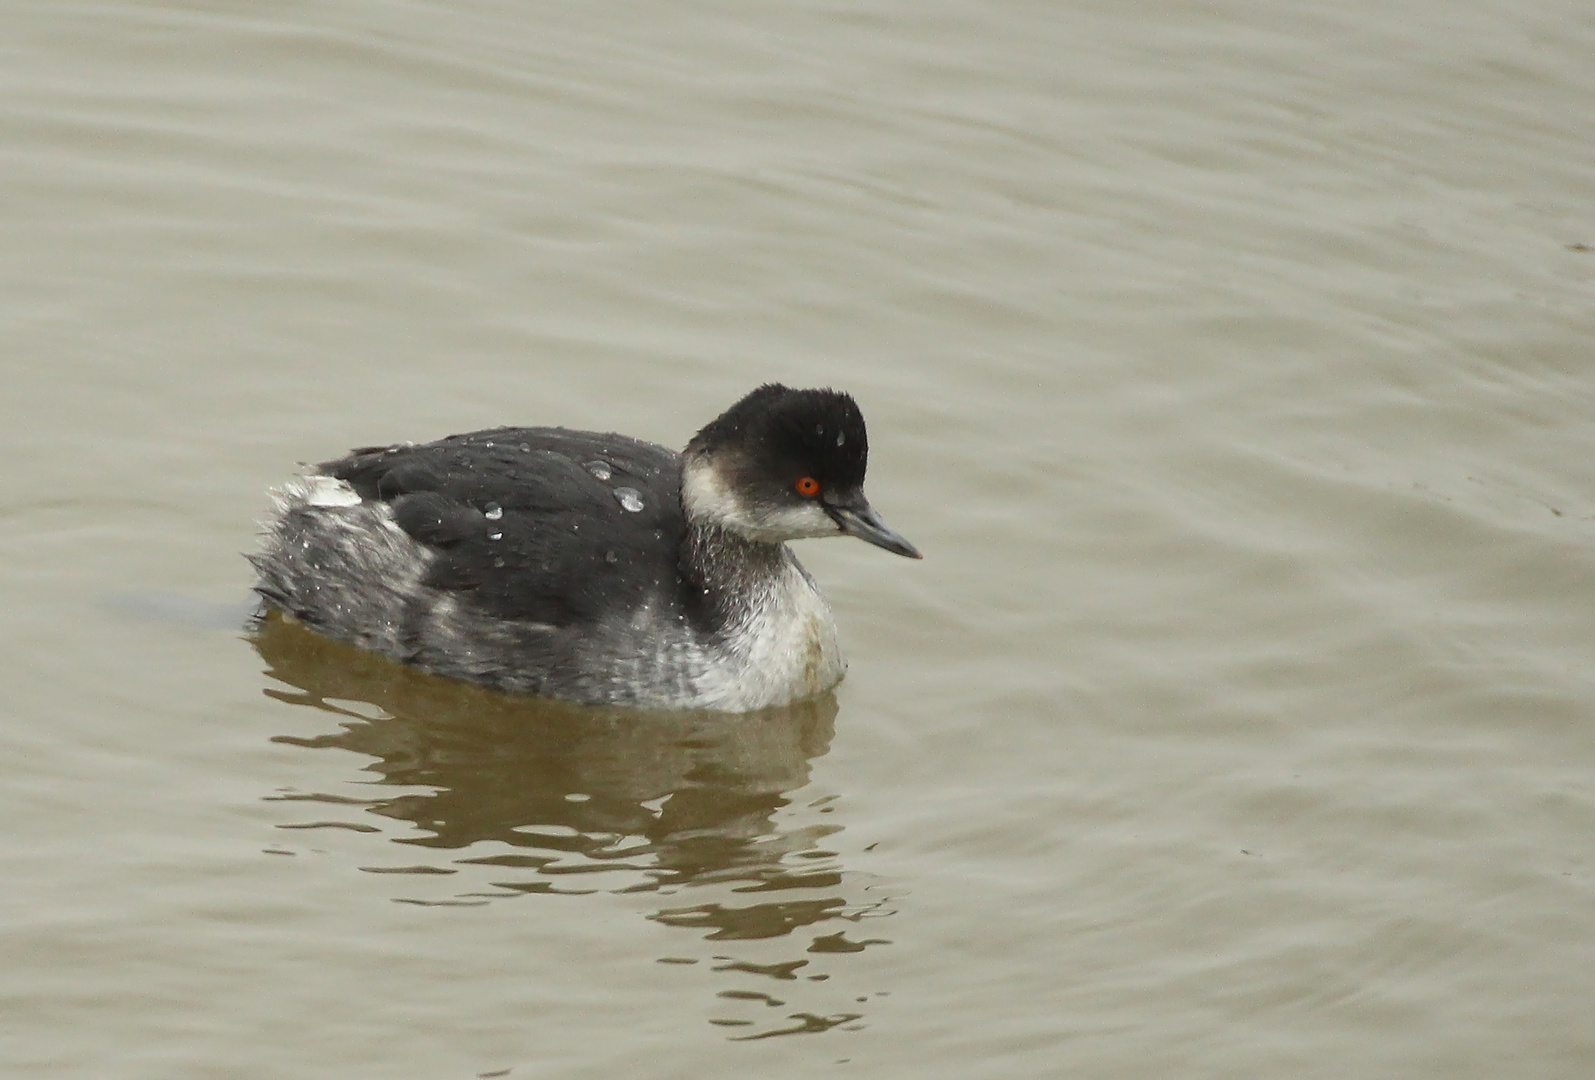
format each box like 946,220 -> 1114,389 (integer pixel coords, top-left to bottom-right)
750,501 -> 839,540
682,458 -> 842,543
682,458 -> 744,525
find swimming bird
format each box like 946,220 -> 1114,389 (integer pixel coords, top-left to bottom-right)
251,384 -> 921,711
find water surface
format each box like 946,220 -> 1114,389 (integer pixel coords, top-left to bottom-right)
3,1 -> 1594,1076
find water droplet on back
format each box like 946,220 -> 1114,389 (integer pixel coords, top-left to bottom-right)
614,487 -> 644,512
484,503 -> 503,520
585,460 -> 613,481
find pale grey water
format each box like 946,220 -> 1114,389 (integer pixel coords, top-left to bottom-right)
3,1 -> 1594,1077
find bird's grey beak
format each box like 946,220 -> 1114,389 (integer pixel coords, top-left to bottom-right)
825,498 -> 922,559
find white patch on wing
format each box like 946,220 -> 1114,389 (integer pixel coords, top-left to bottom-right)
276,473 -> 362,509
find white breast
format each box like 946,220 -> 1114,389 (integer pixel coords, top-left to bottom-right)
699,556 -> 844,711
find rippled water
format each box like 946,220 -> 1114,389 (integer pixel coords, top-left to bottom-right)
4,1 -> 1594,1077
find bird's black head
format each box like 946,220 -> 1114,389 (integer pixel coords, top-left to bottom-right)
688,383 -> 869,489
683,384 -> 920,558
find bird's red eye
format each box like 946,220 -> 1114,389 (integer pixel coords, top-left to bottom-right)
795,476 -> 821,497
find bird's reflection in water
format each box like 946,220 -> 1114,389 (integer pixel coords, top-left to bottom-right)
252,611 -> 894,1039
